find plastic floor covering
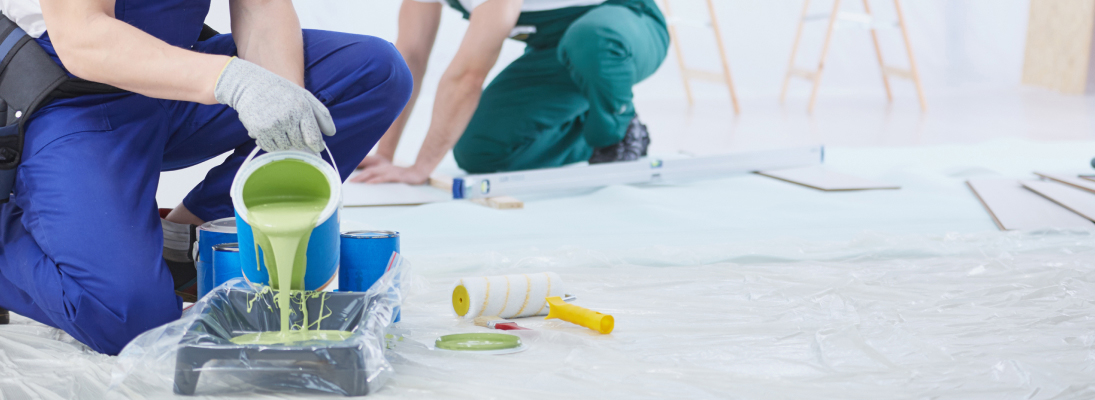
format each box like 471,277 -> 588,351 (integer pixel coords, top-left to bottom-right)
4,138 -> 1095,399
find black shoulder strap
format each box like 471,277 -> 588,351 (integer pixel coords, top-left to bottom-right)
198,24 -> 220,42
0,19 -> 67,171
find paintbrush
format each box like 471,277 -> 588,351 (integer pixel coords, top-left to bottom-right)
473,315 -> 531,331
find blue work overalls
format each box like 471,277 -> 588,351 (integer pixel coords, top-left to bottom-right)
0,0 -> 412,355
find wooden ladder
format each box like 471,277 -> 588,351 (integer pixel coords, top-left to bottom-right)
662,0 -> 741,114
781,0 -> 927,113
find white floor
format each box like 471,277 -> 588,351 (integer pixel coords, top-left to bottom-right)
3,85 -> 1091,399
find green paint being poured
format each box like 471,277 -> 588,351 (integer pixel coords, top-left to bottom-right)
229,158 -> 349,345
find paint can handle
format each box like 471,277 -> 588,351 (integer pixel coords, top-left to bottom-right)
232,143 -> 339,198
239,143 -> 337,171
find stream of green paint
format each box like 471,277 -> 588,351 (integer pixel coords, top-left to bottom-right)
228,158 -> 348,345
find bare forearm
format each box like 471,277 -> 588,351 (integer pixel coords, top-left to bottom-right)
407,0 -> 520,174
229,0 -> 303,86
412,72 -> 484,173
43,9 -> 227,104
375,47 -> 429,160
374,0 -> 443,162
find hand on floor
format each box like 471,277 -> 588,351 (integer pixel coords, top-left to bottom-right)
356,155 -> 389,170
349,157 -> 429,185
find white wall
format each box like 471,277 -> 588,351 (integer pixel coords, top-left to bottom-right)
160,1 -> 1030,207
207,0 -> 1030,100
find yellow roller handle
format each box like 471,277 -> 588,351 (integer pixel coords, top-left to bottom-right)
544,296 -> 614,334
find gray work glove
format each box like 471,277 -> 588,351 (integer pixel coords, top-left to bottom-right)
214,57 -> 335,153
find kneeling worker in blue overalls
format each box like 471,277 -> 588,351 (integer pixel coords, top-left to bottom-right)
351,0 -> 668,183
0,0 -> 412,354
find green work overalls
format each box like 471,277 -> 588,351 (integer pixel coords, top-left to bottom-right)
446,0 -> 669,173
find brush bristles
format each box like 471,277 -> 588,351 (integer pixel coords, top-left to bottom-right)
473,315 -> 504,327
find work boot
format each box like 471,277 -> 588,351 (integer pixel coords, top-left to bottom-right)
589,115 -> 650,164
161,209 -> 198,303
0,307 -> 8,324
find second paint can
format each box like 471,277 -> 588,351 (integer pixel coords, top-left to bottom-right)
212,242 -> 245,290
340,230 -> 400,322
195,218 -> 237,298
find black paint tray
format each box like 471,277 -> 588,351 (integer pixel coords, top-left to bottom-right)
172,281 -> 396,396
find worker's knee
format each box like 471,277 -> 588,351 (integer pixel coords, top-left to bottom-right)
453,136 -> 506,174
306,31 -> 412,112
557,18 -> 630,78
348,36 -> 412,100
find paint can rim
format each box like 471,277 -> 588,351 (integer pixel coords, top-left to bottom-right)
340,230 -> 399,239
229,150 -> 342,227
212,242 -> 240,252
198,217 -> 237,234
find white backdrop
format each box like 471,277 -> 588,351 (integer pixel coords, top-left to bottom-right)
206,0 -> 1030,100
161,0 -> 1034,208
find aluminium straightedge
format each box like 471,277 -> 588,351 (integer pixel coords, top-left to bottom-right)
453,145 -> 824,199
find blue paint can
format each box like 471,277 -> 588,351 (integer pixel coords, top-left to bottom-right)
231,148 -> 342,291
195,218 -> 237,298
212,243 -> 245,290
340,230 -> 400,322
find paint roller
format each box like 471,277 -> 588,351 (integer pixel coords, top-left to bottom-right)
452,272 -> 567,319
451,273 -> 614,334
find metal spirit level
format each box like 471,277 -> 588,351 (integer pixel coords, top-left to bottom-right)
451,145 -> 824,199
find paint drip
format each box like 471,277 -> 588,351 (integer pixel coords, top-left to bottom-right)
229,158 -> 346,345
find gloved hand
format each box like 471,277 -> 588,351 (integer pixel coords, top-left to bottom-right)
214,57 -> 335,153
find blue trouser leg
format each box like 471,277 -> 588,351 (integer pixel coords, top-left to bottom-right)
0,30 -> 410,355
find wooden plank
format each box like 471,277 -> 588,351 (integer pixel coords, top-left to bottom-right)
1021,0 -> 1095,94
967,179 -> 1093,231
757,166 -> 900,191
789,68 -> 818,81
881,66 -> 914,80
469,196 -> 524,210
1022,180 -> 1095,221
682,69 -> 726,83
429,174 -> 454,192
1034,171 -> 1095,193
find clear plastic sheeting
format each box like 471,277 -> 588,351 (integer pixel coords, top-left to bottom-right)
107,254 -> 409,397
2,231 -> 1095,399
381,230 -> 1095,400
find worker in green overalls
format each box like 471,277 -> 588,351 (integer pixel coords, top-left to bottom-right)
351,0 -> 668,183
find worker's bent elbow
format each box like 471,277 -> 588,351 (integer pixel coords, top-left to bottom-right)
45,15 -> 112,82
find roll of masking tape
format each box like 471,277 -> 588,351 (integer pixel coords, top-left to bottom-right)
452,272 -> 566,319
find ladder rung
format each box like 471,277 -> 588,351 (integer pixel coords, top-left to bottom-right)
837,11 -> 873,25
803,11 -> 899,30
682,69 -> 726,83
804,11 -> 871,24
789,68 -> 818,81
666,17 -> 710,29
882,66 -> 914,80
